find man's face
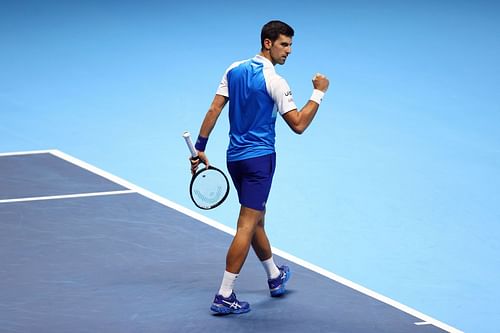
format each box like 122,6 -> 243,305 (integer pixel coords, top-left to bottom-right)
268,34 -> 292,65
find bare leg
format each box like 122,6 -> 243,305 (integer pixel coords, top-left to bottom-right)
251,212 -> 273,261
225,206 -> 264,274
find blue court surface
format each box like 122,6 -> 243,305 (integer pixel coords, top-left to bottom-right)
0,150 -> 462,333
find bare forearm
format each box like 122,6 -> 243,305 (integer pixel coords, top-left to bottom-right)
296,100 -> 320,133
283,74 -> 329,134
199,107 -> 220,138
191,95 -> 227,169
198,94 -> 228,139
282,99 -> 320,134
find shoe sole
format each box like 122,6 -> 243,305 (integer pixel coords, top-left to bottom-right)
210,304 -> 251,314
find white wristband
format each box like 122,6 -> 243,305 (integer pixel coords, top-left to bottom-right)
310,89 -> 325,105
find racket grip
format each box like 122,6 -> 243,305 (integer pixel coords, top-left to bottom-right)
182,131 -> 198,158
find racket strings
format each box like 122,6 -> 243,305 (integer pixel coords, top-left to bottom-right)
191,167 -> 229,209
193,186 -> 223,204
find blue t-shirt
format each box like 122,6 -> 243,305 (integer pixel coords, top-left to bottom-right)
216,55 -> 297,162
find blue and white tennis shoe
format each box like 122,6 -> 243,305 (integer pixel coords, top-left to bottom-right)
268,265 -> 291,297
210,292 -> 250,314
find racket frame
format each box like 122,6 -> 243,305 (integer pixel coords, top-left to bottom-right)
189,165 -> 230,210
183,131 -> 229,210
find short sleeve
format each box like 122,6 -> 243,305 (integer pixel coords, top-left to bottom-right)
268,77 -> 297,115
216,60 -> 247,98
216,69 -> 229,97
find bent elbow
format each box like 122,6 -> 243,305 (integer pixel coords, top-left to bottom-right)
292,125 -> 306,135
283,110 -> 308,134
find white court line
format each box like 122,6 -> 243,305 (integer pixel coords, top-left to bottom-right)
3,149 -> 463,333
48,149 -> 237,236
0,190 -> 136,204
0,149 -> 55,157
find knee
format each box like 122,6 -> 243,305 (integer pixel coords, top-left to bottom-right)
236,207 -> 265,233
257,215 -> 265,227
236,222 -> 257,236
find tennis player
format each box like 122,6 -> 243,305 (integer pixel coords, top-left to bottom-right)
190,20 -> 329,314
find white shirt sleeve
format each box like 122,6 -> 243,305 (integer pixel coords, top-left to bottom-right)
216,69 -> 229,97
216,60 -> 247,98
268,76 -> 297,115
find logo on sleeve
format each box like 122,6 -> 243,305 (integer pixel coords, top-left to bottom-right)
284,91 -> 292,96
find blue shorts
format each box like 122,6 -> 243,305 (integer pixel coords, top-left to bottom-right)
227,153 -> 276,211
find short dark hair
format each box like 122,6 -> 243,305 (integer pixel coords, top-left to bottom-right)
260,20 -> 294,49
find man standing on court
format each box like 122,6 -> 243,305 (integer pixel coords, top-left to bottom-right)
190,20 -> 329,314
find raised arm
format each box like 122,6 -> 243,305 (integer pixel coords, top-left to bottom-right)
282,74 -> 329,134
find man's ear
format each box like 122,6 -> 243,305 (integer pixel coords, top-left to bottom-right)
263,38 -> 272,51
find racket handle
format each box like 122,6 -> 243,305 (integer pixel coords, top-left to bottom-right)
182,131 -> 198,158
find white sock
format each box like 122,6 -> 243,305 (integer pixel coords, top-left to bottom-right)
261,256 -> 280,279
218,271 -> 238,298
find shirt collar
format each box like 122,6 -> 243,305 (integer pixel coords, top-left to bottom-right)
254,54 -> 274,67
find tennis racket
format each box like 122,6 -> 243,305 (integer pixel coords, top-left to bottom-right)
182,131 -> 230,210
